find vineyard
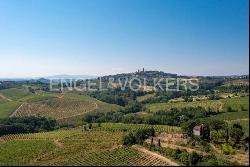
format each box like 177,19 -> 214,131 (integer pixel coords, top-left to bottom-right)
0,87 -> 121,121
0,84 -> 248,165
94,123 -> 182,133
0,127 -> 173,166
0,140 -> 56,165
147,96 -> 249,113
147,99 -> 223,112
8,92 -> 121,122
52,147 -> 170,166
12,98 -> 97,120
0,129 -> 82,141
31,131 -> 173,166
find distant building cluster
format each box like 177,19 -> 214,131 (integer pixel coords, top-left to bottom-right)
136,68 -> 145,73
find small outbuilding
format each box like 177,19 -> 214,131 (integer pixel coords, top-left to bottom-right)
193,125 -> 203,136
193,124 -> 210,140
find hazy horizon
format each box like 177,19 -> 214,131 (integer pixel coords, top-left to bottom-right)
0,0 -> 249,78
0,70 -> 249,79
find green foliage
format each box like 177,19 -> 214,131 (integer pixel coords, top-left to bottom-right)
122,132 -> 136,145
181,120 -> 197,136
228,119 -> 249,136
28,87 -> 35,93
83,106 -> 211,126
146,107 -> 211,126
134,127 -> 155,144
88,89 -> 145,106
208,94 -> 221,100
144,143 -> 233,166
179,151 -> 190,165
198,154 -> 236,166
0,116 -> 57,136
0,81 -> 24,90
83,111 -> 123,123
203,144 -> 211,153
209,119 -> 228,131
230,123 -> 244,146
122,128 -> 155,145
189,152 -> 202,165
211,129 -> 228,143
119,101 -> 143,114
221,144 -> 235,155
147,96 -> 249,114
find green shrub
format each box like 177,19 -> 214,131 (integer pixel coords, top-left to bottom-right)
143,143 -> 234,166
189,152 -> 202,165
171,148 -> 181,159
122,128 -> 155,145
122,132 -> 136,146
221,143 -> 235,155
179,151 -> 190,165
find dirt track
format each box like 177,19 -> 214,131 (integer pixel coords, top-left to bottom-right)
132,145 -> 179,166
0,93 -> 12,101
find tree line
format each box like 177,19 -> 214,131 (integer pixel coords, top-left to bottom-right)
83,106 -> 217,126
0,116 -> 57,136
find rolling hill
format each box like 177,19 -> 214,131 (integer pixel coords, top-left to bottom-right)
0,88 -> 121,123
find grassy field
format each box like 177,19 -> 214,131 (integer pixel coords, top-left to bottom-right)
0,127 -> 173,166
146,96 -> 249,113
209,110 -> 249,121
0,88 -> 31,100
221,96 -> 249,112
136,93 -> 155,102
0,101 -> 22,119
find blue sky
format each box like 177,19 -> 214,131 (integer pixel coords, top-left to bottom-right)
0,0 -> 249,77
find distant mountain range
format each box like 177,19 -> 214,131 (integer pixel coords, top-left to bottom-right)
0,75 -> 97,82
44,75 -> 98,80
